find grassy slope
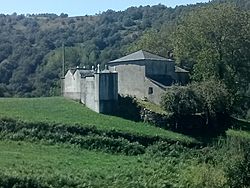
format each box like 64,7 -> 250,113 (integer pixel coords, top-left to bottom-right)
0,140 -> 192,187
0,97 -> 196,143
0,140 -> 140,176
0,98 -> 249,187
0,140 -> 147,186
0,97 -> 195,186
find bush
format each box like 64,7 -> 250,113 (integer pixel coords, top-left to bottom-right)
179,163 -> 227,188
146,141 -> 189,158
70,135 -> 145,155
224,134 -> 250,187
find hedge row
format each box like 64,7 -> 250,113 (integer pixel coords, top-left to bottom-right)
0,117 -> 200,147
0,172 -> 82,188
0,118 -> 147,155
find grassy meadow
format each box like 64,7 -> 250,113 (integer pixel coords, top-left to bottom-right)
0,97 -> 249,187
0,97 -> 197,144
0,140 -> 206,187
0,141 -> 145,186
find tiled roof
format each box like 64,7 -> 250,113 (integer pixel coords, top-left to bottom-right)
109,50 -> 171,63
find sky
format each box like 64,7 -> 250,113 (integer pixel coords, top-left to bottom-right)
0,0 -> 209,17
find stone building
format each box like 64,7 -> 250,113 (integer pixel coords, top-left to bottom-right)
63,50 -> 189,113
62,66 -> 118,113
108,50 -> 189,104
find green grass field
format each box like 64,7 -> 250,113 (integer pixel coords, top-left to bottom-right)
0,140 -> 202,187
0,97 -> 249,187
0,97 -> 196,187
0,140 -> 146,187
0,97 -> 197,143
0,140 -> 140,177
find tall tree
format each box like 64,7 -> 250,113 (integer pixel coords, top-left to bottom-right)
127,24 -> 176,58
173,3 -> 250,94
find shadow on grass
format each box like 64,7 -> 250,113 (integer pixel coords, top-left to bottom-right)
112,95 -> 141,122
230,117 -> 250,131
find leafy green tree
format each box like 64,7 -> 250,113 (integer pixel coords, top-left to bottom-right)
192,80 -> 232,124
128,27 -> 173,57
173,4 -> 250,94
0,60 -> 14,83
161,85 -> 201,116
161,80 -> 232,126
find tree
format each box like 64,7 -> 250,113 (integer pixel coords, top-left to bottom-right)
128,24 -> 175,58
161,80 -> 232,127
192,80 -> 232,125
0,59 -> 14,83
173,4 -> 250,94
161,85 -> 201,116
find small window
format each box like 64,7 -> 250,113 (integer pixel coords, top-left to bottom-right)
148,87 -> 153,95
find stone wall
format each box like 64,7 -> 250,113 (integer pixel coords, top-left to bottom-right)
140,108 -> 174,129
139,106 -> 227,136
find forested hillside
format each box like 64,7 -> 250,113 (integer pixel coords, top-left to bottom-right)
0,0 -> 249,97
0,2 -> 209,97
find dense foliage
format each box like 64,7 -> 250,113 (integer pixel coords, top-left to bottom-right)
0,4 -> 205,97
173,3 -> 250,95
161,80 -> 232,129
0,0 -> 248,101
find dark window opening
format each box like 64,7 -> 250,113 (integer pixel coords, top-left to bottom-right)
148,87 -> 153,95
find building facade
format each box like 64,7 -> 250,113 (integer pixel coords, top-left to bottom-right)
63,67 -> 118,113
63,50 -> 189,113
108,50 -> 189,104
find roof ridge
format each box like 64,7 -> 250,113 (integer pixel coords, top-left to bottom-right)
109,49 -> 170,63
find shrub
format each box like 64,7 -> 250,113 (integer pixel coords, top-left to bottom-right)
224,134 -> 250,187
179,163 -> 227,188
0,118 -> 147,155
146,141 -> 189,158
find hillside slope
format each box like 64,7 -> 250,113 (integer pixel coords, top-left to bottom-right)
0,98 -> 249,187
0,3 -> 209,97
0,97 -> 197,144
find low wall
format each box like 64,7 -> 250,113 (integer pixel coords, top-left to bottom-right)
140,108 -> 174,129
116,96 -> 229,136
140,107 -> 230,136
230,117 -> 250,131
